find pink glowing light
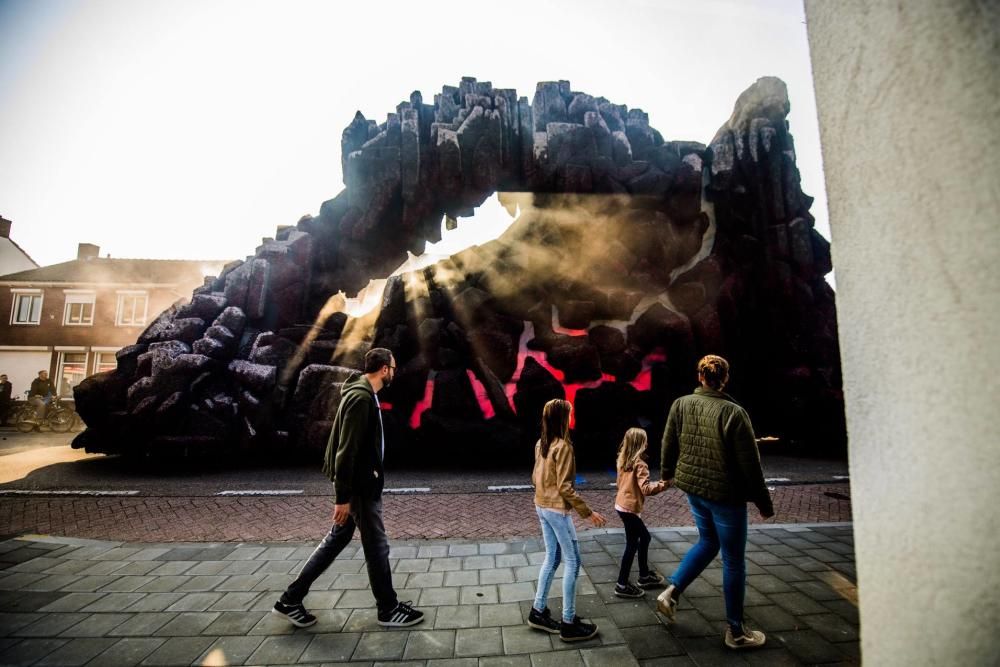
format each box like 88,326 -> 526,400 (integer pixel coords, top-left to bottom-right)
466,369 -> 497,420
409,375 -> 435,429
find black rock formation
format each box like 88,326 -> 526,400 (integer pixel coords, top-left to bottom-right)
73,76 -> 845,465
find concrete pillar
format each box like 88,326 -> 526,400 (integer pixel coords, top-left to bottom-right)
804,1 -> 999,664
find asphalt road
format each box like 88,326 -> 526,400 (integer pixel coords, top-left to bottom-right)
0,429 -> 849,498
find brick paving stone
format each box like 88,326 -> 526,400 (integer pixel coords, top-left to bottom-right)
122,593 -> 187,612
745,604 -> 804,632
771,628 -> 851,664
171,575 -> 228,592
396,558 -> 432,573
461,584 -> 499,605
154,611 -> 220,636
86,637 -> 165,667
0,637 -> 68,665
35,636 -> 116,666
420,586 -> 460,606
418,545 -> 449,559
133,574 -> 189,593
743,646 -> 805,666
482,568 -> 517,585
455,626 -> 502,657
107,612 -> 177,637
146,560 -> 197,576
530,649 -> 586,666
79,593 -> 145,613
449,545 -> 478,557
606,601 -> 660,628
746,573 -> 796,595
0,590 -> 67,612
434,605 -> 479,630
502,625 -> 554,654
498,582 -> 536,604
139,636 -> 214,666
36,592 -> 105,613
59,612 -> 131,637
768,591 -> 831,616
298,632 -> 363,662
14,612 -> 90,637
200,610 -> 267,635
114,561 -> 162,576
403,629 -> 456,660
245,633 -> 311,664
480,602 -> 524,627
444,570 -> 479,587
165,592 -> 223,612
581,645 -> 641,666
196,635 -> 265,666
464,555 -> 496,570
663,609 -> 717,639
798,611 -> 860,643
354,630 -> 408,660
481,656 -> 532,667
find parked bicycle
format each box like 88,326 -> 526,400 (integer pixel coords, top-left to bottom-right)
16,393 -> 78,433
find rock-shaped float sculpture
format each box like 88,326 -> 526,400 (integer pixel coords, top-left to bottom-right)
73,76 -> 844,465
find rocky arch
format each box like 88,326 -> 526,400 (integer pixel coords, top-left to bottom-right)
73,76 -> 844,465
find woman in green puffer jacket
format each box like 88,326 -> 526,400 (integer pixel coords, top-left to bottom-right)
657,355 -> 775,651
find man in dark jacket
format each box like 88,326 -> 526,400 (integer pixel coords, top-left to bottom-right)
272,348 -> 424,629
0,375 -> 11,426
28,370 -> 53,421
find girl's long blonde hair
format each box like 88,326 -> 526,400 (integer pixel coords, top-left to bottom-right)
616,427 -> 648,472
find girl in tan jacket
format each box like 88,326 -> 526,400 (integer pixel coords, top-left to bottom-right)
614,427 -> 668,598
527,399 -> 606,642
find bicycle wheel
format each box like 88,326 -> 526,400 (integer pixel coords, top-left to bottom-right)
16,413 -> 37,432
48,409 -> 75,433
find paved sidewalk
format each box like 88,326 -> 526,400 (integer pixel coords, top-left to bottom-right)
0,524 -> 858,666
0,485 -> 852,542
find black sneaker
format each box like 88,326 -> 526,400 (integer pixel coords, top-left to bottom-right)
527,606 -> 560,634
378,600 -> 424,627
637,570 -> 665,588
614,582 -> 645,598
271,600 -> 317,628
560,615 -> 599,642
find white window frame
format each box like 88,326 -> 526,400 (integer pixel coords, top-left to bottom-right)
10,289 -> 43,325
115,290 -> 149,327
93,350 -> 119,375
62,290 -> 96,326
55,349 -> 89,399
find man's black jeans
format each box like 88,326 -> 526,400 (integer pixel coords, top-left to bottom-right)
616,509 -> 652,585
281,495 -> 397,615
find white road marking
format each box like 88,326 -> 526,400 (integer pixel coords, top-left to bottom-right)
765,478 -> 792,482
383,487 -> 431,494
215,490 -> 303,496
487,484 -> 533,492
832,475 -> 850,480
0,489 -> 140,496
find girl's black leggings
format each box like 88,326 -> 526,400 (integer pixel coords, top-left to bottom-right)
617,509 -> 652,585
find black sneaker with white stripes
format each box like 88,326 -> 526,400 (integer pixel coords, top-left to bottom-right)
271,600 -> 317,628
378,600 -> 424,627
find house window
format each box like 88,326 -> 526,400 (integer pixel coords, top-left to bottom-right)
56,351 -> 88,398
116,292 -> 148,326
63,292 -> 96,326
94,352 -> 118,374
11,292 -> 43,325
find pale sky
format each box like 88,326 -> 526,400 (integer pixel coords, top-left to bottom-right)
0,0 -> 827,274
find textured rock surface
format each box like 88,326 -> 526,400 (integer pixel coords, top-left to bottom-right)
74,76 -> 844,463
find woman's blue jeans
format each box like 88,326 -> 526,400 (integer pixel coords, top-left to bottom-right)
670,493 -> 748,631
533,506 -> 582,623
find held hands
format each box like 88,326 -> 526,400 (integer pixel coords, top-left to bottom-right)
589,511 -> 607,528
332,502 -> 351,526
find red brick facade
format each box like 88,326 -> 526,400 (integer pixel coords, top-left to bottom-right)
0,254 -> 225,400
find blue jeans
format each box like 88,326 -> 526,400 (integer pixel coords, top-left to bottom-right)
533,506 -> 581,623
670,494 -> 748,631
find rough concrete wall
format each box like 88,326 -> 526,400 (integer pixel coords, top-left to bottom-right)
804,1 -> 999,664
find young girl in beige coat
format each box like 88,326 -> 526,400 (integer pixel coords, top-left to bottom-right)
614,427 -> 668,598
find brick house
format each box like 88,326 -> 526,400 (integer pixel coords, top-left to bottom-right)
0,243 -> 225,401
